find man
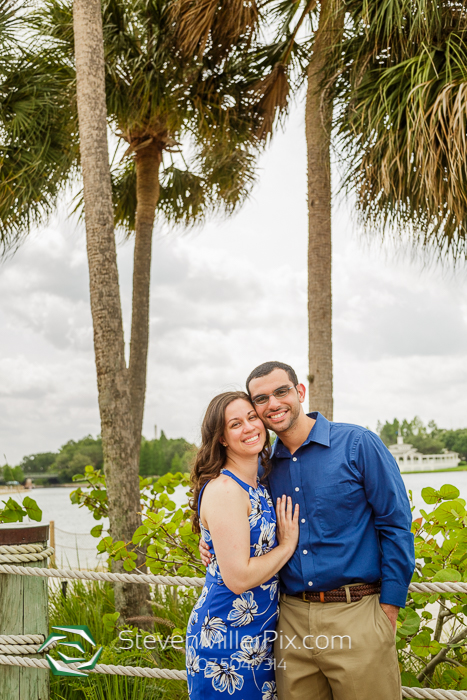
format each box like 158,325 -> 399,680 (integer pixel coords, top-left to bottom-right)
200,360 -> 415,700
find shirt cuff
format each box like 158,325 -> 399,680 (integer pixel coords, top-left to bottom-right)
380,580 -> 409,608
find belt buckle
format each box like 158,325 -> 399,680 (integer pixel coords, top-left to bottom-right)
302,591 -> 307,602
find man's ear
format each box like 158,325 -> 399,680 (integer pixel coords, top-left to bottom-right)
296,383 -> 306,404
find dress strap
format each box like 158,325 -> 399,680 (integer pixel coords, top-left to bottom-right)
197,481 -> 210,517
221,469 -> 256,493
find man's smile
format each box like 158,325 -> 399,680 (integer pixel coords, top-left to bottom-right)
266,409 -> 289,422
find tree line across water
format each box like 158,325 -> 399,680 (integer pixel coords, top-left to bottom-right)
1,417 -> 466,485
378,418 -> 467,462
0,431 -> 195,484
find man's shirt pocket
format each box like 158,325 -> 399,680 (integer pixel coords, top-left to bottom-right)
315,482 -> 354,536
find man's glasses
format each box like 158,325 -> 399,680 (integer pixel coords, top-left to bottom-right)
251,385 -> 297,406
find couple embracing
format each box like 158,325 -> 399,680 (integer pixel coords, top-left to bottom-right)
186,361 -> 415,700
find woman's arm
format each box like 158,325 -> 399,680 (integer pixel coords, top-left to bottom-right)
201,477 -> 298,595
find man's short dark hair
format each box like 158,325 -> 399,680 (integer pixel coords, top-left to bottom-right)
246,361 -> 299,394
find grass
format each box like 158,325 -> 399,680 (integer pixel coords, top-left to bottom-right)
48,579 -> 192,700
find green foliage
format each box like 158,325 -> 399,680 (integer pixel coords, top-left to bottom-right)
397,484 -> 467,688
444,430 -> 467,462
334,1 -> 467,258
0,495 -> 42,523
139,431 -> 195,477
0,25 -> 79,253
12,465 -> 24,482
378,417 -> 466,458
71,466 -> 203,578
1,464 -> 14,482
28,0 -> 280,241
20,451 -> 57,474
52,436 -> 104,483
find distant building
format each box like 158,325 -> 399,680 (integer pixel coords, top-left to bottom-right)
389,435 -> 460,472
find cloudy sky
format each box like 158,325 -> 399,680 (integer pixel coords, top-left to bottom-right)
1,105 -> 467,465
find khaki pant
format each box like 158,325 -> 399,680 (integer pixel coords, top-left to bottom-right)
274,593 -> 401,700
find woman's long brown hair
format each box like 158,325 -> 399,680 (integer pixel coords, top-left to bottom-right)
190,391 -> 271,534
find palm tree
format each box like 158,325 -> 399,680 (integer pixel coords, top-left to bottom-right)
72,0 -> 148,621
36,0 -> 276,463
255,1 -> 344,419
333,0 -> 467,261
305,0 -> 343,421
173,0 -> 344,418
0,0 -> 282,618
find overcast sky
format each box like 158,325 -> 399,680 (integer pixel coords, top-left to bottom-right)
1,105 -> 467,465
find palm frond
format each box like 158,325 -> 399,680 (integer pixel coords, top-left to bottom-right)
252,62 -> 290,139
0,47 -> 78,252
334,0 -> 467,260
158,164 -> 208,225
171,0 -> 258,57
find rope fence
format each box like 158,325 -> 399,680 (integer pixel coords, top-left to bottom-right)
2,542 -> 467,699
1,559 -> 466,593
1,655 -> 466,698
0,635 -> 58,655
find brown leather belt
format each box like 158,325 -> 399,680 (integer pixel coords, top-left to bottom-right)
293,582 -> 381,604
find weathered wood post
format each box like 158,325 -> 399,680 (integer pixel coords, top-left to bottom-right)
0,523 -> 50,700
49,521 -> 55,569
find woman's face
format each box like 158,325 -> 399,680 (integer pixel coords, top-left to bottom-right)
221,398 -> 266,458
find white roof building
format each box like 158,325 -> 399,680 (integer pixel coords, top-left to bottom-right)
389,435 -> 460,472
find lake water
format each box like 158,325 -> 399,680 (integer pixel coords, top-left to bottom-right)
11,470 -> 467,568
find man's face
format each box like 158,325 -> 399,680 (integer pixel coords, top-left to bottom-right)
248,368 -> 306,433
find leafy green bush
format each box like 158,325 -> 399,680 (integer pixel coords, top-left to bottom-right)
70,467 -> 203,578
0,495 -> 41,522
398,484 -> 467,689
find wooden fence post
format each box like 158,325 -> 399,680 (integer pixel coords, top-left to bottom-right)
0,522 -> 50,700
49,521 -> 55,569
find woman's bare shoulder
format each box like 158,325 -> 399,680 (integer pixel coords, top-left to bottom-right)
203,473 -> 243,499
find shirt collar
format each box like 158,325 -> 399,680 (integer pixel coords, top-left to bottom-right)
272,411 -> 331,457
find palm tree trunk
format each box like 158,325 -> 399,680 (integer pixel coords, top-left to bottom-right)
129,142 -> 162,460
305,0 -> 341,420
73,0 -> 149,621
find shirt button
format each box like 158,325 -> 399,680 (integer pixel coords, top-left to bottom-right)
308,581 -> 313,587
292,457 -> 297,462
301,518 -> 306,523
303,549 -> 308,555
295,487 -> 299,492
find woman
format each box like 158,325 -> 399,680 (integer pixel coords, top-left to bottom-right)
186,391 -> 299,700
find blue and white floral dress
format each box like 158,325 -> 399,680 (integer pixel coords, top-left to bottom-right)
186,469 -> 279,700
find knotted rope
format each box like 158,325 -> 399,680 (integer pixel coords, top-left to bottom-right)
0,634 -> 58,655
0,655 -> 187,679
3,558 -> 467,594
0,562 -> 205,587
0,656 -> 466,694
0,544 -> 54,564
401,690 -> 467,699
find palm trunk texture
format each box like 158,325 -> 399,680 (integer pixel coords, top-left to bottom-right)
129,142 -> 162,461
306,0 -> 340,420
73,0 -> 150,621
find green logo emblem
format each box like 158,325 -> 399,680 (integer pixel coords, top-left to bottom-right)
38,625 -> 103,677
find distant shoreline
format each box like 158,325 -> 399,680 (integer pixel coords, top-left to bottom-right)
401,465 -> 467,475
0,483 -> 76,495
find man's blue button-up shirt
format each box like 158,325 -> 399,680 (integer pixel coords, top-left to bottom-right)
265,412 -> 415,608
